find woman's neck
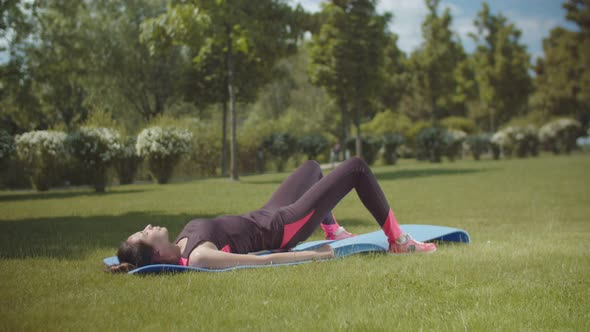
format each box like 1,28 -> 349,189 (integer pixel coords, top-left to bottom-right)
158,242 -> 183,264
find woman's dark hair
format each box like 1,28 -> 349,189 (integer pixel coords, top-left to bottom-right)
107,240 -> 155,273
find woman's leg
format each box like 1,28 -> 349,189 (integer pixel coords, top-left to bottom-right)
277,157 -> 436,253
262,160 -> 344,229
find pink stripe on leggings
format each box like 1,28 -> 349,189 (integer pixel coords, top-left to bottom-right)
280,209 -> 316,248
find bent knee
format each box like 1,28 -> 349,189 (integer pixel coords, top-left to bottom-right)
348,156 -> 368,167
304,159 -> 321,169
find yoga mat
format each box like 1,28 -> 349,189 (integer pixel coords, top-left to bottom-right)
103,224 -> 470,274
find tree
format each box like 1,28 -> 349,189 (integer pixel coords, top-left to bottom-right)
532,0 -> 590,129
379,33 -> 408,115
0,1 -> 39,133
88,0 -> 186,123
309,0 -> 391,159
1,0 -> 186,134
143,0 -> 305,180
0,0 -> 92,132
467,2 -> 532,132
403,0 -> 466,124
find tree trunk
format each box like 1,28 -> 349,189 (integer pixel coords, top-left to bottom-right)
489,107 -> 496,133
221,100 -> 228,176
227,26 -> 239,181
354,98 -> 362,159
339,96 -> 347,161
490,108 -> 496,133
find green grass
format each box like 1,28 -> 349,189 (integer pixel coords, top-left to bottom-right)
1,153 -> 589,331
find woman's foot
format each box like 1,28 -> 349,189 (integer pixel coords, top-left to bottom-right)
388,233 -> 437,254
324,226 -> 356,240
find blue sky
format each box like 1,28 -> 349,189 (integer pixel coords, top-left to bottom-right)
0,1 -> 577,64
291,0 -> 578,61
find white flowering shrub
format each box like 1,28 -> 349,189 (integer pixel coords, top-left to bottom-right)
15,130 -> 68,191
114,136 -> 142,185
65,127 -> 122,192
491,125 -> 540,159
444,129 -> 467,161
491,127 -> 518,158
539,118 -> 582,154
521,125 -> 540,157
136,127 -> 192,183
0,130 -> 15,165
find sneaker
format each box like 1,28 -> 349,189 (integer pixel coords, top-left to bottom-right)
388,233 -> 437,254
325,226 -> 356,240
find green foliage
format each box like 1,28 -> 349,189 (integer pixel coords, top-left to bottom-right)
238,112 -> 278,173
136,126 -> 193,184
404,0 -> 467,122
65,127 -> 122,192
186,120 -> 222,177
262,133 -> 299,172
491,125 -> 539,159
0,130 -> 15,165
440,116 -> 476,134
83,109 -> 120,131
114,136 -> 142,185
147,115 -> 221,177
308,0 -> 392,155
381,134 -> 404,165
143,0 -> 306,179
416,127 -> 448,162
14,130 -> 68,191
466,3 -> 533,132
345,135 -> 382,165
539,118 -> 583,154
444,129 -> 467,161
405,120 -> 431,148
361,110 -> 412,136
299,134 -> 329,161
466,134 -> 490,160
516,126 -> 540,158
532,1 -> 590,129
379,34 -> 409,114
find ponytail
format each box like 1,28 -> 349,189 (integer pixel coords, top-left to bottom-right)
105,262 -> 137,273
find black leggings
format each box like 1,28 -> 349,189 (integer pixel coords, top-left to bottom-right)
263,157 -> 392,249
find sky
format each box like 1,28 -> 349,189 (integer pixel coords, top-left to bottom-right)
0,1 -> 578,64
291,0 -> 578,61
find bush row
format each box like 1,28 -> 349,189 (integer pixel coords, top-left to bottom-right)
0,127 -> 192,192
0,117 -> 584,191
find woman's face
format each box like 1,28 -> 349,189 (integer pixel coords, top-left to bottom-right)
127,224 -> 169,247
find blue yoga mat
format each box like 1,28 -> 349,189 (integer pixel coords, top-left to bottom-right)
103,224 -> 470,274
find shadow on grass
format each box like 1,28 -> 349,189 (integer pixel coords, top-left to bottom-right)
374,167 -> 488,181
243,167 -> 490,185
0,212 -> 226,259
0,188 -> 154,202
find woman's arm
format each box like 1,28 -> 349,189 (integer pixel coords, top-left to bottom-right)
189,242 -> 334,270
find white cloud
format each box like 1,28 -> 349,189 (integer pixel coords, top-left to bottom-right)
504,12 -> 559,60
291,0 -> 322,13
441,1 -> 463,16
378,0 -> 429,52
289,0 -> 559,61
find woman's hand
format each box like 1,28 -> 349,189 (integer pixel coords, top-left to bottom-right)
311,244 -> 335,260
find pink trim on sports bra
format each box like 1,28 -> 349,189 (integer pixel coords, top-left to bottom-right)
178,257 -> 189,266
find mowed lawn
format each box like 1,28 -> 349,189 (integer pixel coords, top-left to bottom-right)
1,153 -> 589,331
